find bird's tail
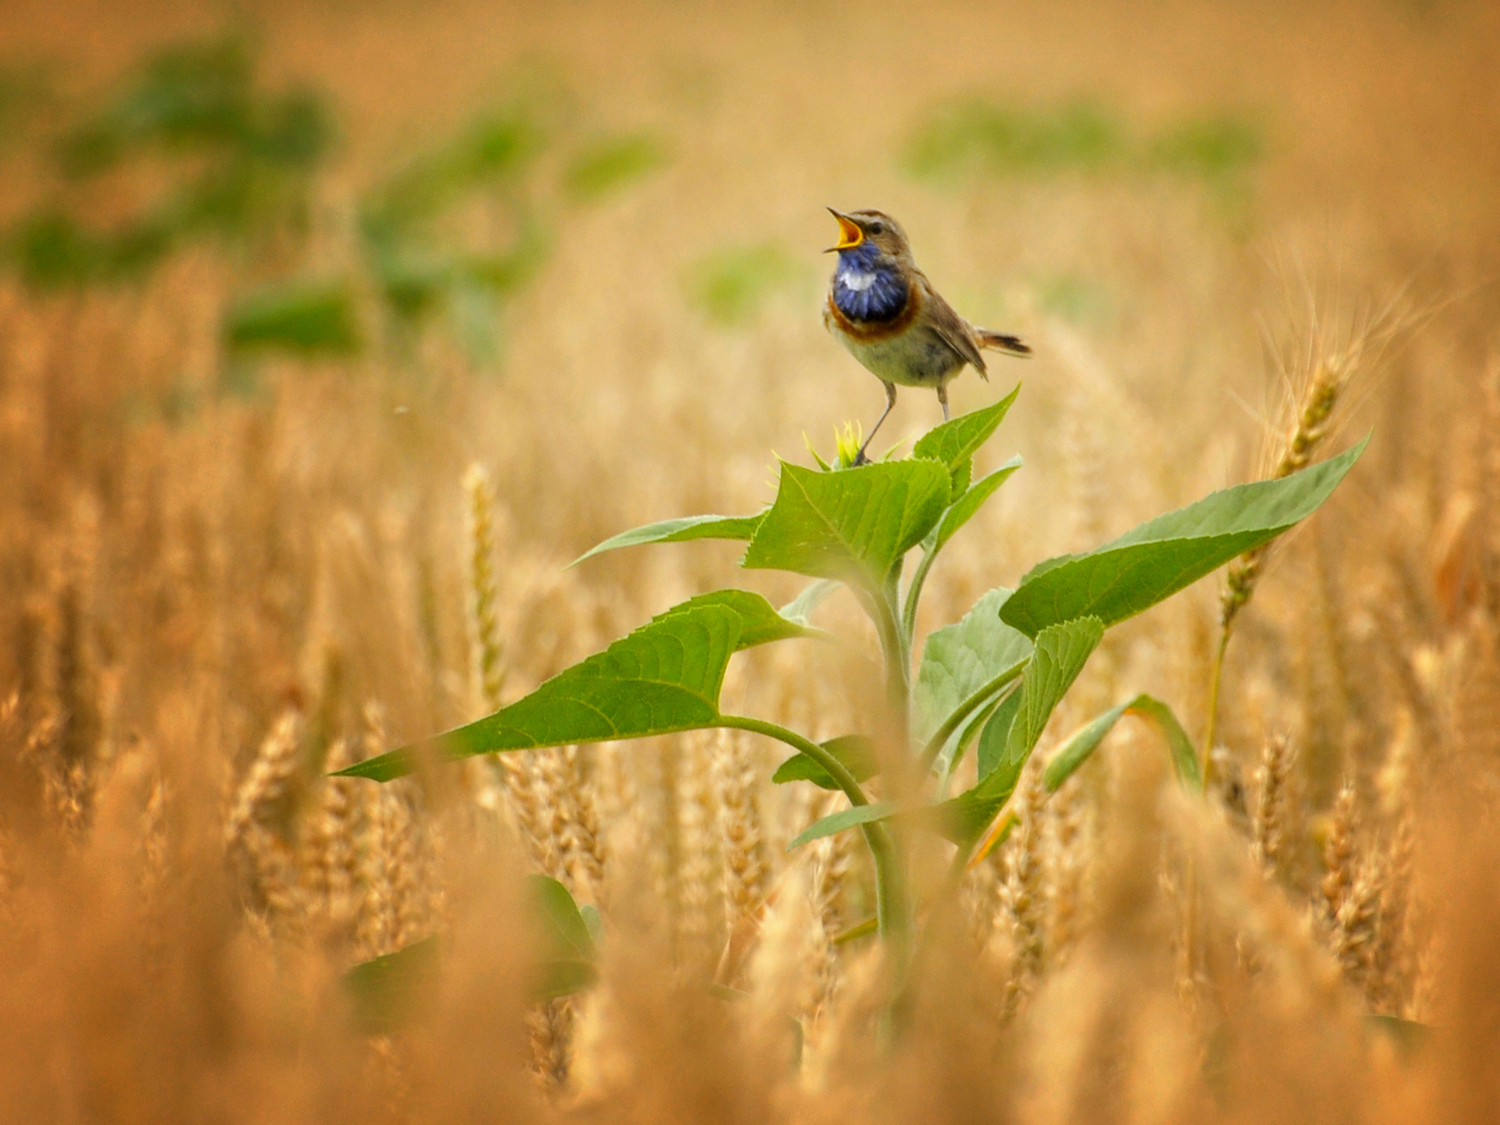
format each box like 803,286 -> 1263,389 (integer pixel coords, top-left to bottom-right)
976,330 -> 1032,358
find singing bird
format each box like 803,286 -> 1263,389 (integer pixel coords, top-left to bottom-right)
822,208 -> 1030,463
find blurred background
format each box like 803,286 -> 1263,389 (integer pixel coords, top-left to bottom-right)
2,0 -> 1500,1120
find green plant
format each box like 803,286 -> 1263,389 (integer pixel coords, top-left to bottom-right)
6,34 -> 335,289
338,385 -> 1365,973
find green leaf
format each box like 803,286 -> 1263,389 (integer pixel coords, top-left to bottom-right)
672,589 -> 828,648
528,874 -> 597,962
933,455 -> 1022,551
744,459 -> 951,590
526,875 -> 600,1000
913,588 -> 1034,746
535,959 -> 600,1000
1000,437 -> 1368,636
934,616 -> 1104,846
1002,616 -> 1105,767
940,691 -> 1007,777
572,512 -> 763,566
786,800 -> 899,850
1042,693 -> 1202,793
975,685 -> 1024,779
779,579 -> 841,625
912,382 -> 1021,491
1042,703 -> 1125,792
338,592 -> 811,781
772,735 -> 879,790
223,280 -> 362,356
343,935 -> 440,1035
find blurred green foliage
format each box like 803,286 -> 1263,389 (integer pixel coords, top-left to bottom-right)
5,35 -> 334,290
686,242 -> 803,326
0,34 -> 669,375
55,36 -> 330,179
224,279 -> 362,356
1033,273 -> 1111,325
905,99 -> 1124,180
1147,114 -> 1263,182
563,132 -> 668,201
904,95 -> 1265,191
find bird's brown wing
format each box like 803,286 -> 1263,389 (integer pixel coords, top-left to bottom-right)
913,270 -> 989,379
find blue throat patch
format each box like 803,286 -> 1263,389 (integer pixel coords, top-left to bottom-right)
832,243 -> 908,323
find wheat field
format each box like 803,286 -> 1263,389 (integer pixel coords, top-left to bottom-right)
2,0 -> 1500,1120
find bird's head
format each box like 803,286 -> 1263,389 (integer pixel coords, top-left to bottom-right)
825,208 -> 912,265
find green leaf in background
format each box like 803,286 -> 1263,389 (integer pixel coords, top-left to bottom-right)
771,735 -> 879,790
933,455 -> 1022,551
1044,694 -> 1202,793
786,800 -> 899,851
743,459 -> 951,589
904,97 -> 1123,183
912,382 -> 1021,493
336,592 -> 814,781
1148,114 -> 1263,182
223,279 -> 362,356
528,874 -> 597,961
342,934 -> 440,1036
527,875 -> 600,1000
913,588 -> 1034,746
563,132 -> 668,201
1000,437 -> 1368,637
572,512 -> 764,566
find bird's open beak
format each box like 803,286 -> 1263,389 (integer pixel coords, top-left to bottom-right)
825,208 -> 864,252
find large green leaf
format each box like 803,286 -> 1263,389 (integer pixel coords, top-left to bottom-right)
742,459 -> 951,588
1044,693 -> 1202,793
912,383 -> 1021,493
937,616 -> 1104,845
933,455 -> 1023,552
913,588 -> 1034,745
771,735 -> 879,790
337,592 -> 810,781
1000,437 -> 1369,636
572,512 -> 763,566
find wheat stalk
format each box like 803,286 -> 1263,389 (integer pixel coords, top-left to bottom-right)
1204,349 -> 1355,779
1250,733 -> 1296,876
224,708 -> 306,924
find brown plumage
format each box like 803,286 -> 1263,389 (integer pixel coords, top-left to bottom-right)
823,208 -> 1029,461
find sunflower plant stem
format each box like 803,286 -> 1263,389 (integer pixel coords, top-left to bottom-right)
717,714 -> 909,959
902,546 -> 938,642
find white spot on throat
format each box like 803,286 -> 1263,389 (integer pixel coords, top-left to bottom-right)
838,268 -> 877,292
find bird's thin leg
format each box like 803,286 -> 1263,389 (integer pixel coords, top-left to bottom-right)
937,383 -> 950,421
855,382 -> 898,465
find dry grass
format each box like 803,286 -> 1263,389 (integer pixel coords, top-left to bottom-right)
2,0 -> 1500,1119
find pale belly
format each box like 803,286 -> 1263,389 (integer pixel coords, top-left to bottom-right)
833,323 -> 966,388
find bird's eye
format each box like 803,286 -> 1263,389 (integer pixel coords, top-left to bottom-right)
868,222 -> 885,235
